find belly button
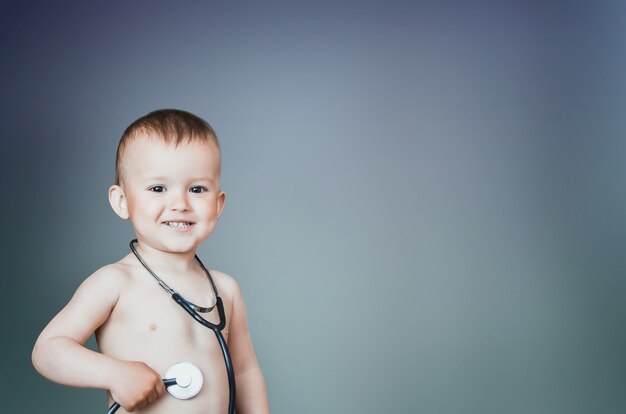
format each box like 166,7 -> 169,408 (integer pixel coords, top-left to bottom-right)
149,323 -> 157,331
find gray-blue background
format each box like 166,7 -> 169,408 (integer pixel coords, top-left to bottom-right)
2,1 -> 626,413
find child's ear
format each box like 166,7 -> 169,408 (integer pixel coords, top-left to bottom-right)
108,184 -> 129,219
216,190 -> 226,218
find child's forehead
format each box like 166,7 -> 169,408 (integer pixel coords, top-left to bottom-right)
123,135 -> 220,179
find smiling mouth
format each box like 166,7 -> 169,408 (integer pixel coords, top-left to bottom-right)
164,222 -> 194,228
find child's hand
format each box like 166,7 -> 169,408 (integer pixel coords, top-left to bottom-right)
109,361 -> 166,412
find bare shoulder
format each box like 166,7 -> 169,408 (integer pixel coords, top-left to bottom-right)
35,260 -> 136,344
80,261 -> 132,293
71,258 -> 142,309
208,269 -> 243,301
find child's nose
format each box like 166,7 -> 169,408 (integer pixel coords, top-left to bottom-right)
168,191 -> 190,211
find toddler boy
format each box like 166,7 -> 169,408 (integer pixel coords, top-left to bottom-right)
32,109 -> 270,413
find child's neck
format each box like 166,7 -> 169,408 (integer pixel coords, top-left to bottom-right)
134,239 -> 199,274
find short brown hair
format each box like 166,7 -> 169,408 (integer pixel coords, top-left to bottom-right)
115,109 -> 220,185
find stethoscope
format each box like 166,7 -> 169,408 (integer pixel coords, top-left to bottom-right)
107,239 -> 236,414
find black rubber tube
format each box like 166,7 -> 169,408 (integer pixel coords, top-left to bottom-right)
107,402 -> 119,414
105,286 -> 235,414
172,293 -> 235,414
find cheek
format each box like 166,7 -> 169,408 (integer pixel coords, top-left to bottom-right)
130,196 -> 164,218
194,199 -> 219,219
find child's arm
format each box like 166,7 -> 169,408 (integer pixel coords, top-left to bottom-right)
226,277 -> 270,413
32,266 -> 166,411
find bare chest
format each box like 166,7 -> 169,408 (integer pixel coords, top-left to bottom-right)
96,280 -> 233,413
97,279 -> 231,371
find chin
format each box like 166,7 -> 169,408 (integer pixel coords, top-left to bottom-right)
163,239 -> 199,252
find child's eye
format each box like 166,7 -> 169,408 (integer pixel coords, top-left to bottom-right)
190,186 -> 208,194
149,185 -> 166,193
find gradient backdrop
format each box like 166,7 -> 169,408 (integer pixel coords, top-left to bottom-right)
2,1 -> 626,413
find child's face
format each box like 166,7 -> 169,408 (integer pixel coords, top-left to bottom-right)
110,135 -> 225,254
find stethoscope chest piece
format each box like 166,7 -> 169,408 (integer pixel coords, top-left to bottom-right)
165,362 -> 204,400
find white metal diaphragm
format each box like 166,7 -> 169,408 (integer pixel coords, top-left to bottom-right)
165,362 -> 204,400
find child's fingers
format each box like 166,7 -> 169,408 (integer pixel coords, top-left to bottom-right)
135,398 -> 148,410
156,380 -> 166,396
147,390 -> 159,404
147,382 -> 165,404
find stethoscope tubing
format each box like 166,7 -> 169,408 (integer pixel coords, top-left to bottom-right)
172,293 -> 236,413
106,241 -> 236,414
105,296 -> 236,414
